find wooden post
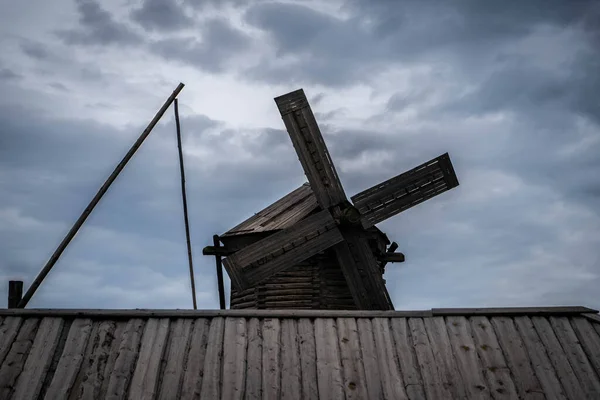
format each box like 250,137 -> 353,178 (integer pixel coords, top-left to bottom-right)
17,83 -> 185,309
174,98 -> 197,310
213,235 -> 226,309
8,281 -> 23,308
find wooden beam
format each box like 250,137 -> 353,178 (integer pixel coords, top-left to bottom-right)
174,98 -> 197,310
8,280 -> 23,308
0,306 -> 594,319
378,253 -> 405,263
275,89 -> 347,209
202,246 -> 234,256
17,83 -> 185,308
213,235 -> 226,310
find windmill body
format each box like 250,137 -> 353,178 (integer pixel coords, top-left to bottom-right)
208,89 -> 459,310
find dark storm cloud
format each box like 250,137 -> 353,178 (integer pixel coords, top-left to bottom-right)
57,0 -> 141,46
131,0 -> 193,32
244,1 -> 599,87
152,19 -> 250,72
20,40 -> 53,61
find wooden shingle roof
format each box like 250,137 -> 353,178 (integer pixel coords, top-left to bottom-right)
0,307 -> 599,399
222,183 -> 318,237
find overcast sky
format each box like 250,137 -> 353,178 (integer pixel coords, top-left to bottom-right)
1,0 -> 599,310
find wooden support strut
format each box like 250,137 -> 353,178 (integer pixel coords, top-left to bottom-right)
213,235 -> 227,310
8,280 -> 23,308
17,83 -> 185,308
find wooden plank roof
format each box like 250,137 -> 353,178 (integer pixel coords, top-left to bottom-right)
0,307 -> 599,399
222,183 -> 319,237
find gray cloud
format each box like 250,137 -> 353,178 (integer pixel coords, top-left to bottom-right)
0,68 -> 20,81
131,0 -> 193,32
152,19 -> 250,72
57,0 -> 141,46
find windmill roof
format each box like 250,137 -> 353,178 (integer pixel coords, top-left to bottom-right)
222,183 -> 319,237
1,306 -> 599,399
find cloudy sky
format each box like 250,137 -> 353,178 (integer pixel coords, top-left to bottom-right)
1,0 -> 599,310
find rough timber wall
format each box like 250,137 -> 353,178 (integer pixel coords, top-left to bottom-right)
0,308 -> 599,399
230,252 -> 357,310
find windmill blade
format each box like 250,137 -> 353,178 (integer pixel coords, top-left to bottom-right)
333,229 -> 394,310
275,89 -> 347,209
352,153 -> 459,228
223,209 -> 344,290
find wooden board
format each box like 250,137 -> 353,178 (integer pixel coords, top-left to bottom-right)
180,318 -> 210,400
314,318 -> 344,399
12,317 -> 63,399
224,209 -> 343,290
352,153 -> 458,228
371,317 -> 408,399
570,317 -> 600,377
356,318 -> 383,399
275,88 -> 347,209
468,316 -> 520,399
0,318 -> 39,399
262,318 -> 281,400
297,318 -> 318,399
513,316 -> 567,399
548,317 -> 600,398
245,318 -> 263,400
408,318 -> 451,399
0,317 -> 22,366
423,316 -> 467,399
280,319 -> 302,400
199,317 -> 225,399
336,318 -> 369,399
444,316 -> 491,399
157,319 -> 193,400
222,317 -> 248,400
44,318 -> 94,399
389,318 -> 426,400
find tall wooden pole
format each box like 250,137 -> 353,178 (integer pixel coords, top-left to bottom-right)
18,83 -> 185,308
214,235 -> 226,309
174,99 -> 197,310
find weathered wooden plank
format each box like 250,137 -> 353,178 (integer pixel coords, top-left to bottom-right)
245,318 -> 263,400
513,317 -> 567,399
549,316 -> 600,398
530,316 -> 585,399
157,319 -> 193,400
408,318 -> 450,399
0,308 -> 437,318
583,313 -> 600,324
336,318 -> 369,399
314,318 -> 344,399
0,318 -> 39,399
297,318 -> 318,400
275,88 -> 347,209
570,317 -> 600,377
390,318 -> 426,400
104,319 -> 145,400
468,316 -> 520,399
372,318 -> 409,399
222,317 -> 248,400
435,306 -> 597,316
445,316 -> 491,399
11,317 -> 63,399
180,318 -> 210,400
353,153 -> 457,228
44,318 -> 94,399
224,209 -> 344,290
423,316 -> 467,399
489,317 -> 545,399
356,318 -> 383,399
78,320 -> 120,399
280,319 -> 302,400
333,231 -> 392,310
127,318 -> 170,399
0,316 -> 22,365
199,317 -> 225,399
262,318 -> 281,400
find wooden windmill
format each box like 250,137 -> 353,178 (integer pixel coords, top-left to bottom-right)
204,89 -> 459,310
